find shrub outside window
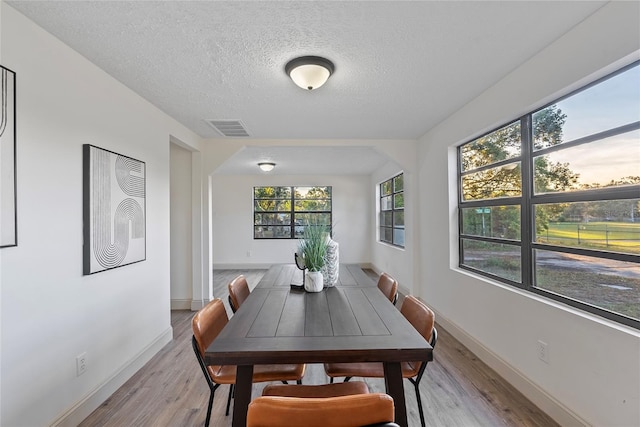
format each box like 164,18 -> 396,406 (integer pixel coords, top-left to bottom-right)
254,186 -> 332,239
380,173 -> 404,248
458,61 -> 640,329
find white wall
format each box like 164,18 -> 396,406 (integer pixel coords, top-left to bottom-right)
417,2 -> 640,426
201,139 -> 417,299
0,5 -> 201,426
369,161 -> 415,294
170,143 -> 193,309
211,173 -> 371,268
4,2 -> 636,426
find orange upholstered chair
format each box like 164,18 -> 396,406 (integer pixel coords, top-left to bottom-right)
227,274 -> 251,313
324,295 -> 437,427
377,272 -> 398,305
191,299 -> 305,427
246,392 -> 398,427
261,381 -> 370,398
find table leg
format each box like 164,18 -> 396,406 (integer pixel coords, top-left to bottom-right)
383,361 -> 407,427
232,365 -> 254,427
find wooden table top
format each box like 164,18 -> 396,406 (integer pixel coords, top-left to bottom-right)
204,264 -> 432,366
256,263 -> 378,289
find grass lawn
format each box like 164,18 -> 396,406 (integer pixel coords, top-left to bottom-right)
536,265 -> 640,320
463,241 -> 639,320
538,221 -> 640,254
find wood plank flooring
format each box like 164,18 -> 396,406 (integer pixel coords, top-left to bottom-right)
79,269 -> 559,427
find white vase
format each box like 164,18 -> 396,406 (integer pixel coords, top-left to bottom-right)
305,271 -> 324,292
321,236 -> 339,287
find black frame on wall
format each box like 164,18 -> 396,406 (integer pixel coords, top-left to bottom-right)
83,144 -> 147,275
1,65 -> 17,248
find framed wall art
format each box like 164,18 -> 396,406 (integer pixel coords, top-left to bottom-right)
1,65 -> 17,248
83,144 -> 146,275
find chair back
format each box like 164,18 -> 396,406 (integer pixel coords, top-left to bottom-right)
377,272 -> 398,304
400,295 -> 436,371
228,275 -> 251,313
294,252 -> 306,270
246,393 -> 395,427
192,298 -> 229,356
401,296 -> 435,343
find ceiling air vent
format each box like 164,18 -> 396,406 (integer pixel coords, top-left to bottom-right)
206,119 -> 250,137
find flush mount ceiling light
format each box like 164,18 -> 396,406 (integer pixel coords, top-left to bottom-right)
285,56 -> 334,91
258,162 -> 276,172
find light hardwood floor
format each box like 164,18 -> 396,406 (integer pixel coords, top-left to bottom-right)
79,269 -> 559,427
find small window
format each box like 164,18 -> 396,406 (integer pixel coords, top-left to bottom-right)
254,186 -> 332,239
379,173 -> 404,248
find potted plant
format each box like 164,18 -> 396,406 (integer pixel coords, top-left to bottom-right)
297,220 -> 329,292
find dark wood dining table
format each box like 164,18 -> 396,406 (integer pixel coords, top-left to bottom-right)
204,264 -> 433,427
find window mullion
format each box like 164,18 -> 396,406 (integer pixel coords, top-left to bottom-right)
291,187 -> 295,238
458,147 -> 465,265
521,115 -> 534,289
457,61 -> 640,328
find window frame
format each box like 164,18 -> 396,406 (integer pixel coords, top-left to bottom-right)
457,61 -> 640,329
379,172 -> 405,248
253,186 -> 332,240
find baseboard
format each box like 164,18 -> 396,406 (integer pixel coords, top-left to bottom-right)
397,284 -> 411,297
50,326 -> 174,427
366,264 -> 410,296
214,262 -> 375,271
431,309 -> 588,427
191,298 -> 209,311
171,298 -> 192,310
365,264 -> 381,279
213,263 -> 272,269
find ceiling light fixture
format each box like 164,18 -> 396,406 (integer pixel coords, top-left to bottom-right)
258,162 -> 276,172
285,56 -> 334,91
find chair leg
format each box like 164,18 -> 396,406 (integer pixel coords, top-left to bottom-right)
413,381 -> 425,427
225,384 -> 233,416
297,379 -> 302,385
343,376 -> 352,382
205,388 -> 215,427
329,377 -> 334,384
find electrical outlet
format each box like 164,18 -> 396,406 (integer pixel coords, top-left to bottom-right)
76,352 -> 87,376
537,340 -> 549,364
247,250 -> 252,257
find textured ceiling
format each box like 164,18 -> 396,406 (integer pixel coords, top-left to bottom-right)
9,0 -> 607,142
8,1 -> 608,175
215,145 -> 390,175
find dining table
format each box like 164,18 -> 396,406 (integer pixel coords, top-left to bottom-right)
204,264 -> 433,427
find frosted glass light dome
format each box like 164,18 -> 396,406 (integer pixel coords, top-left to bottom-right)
285,56 -> 334,91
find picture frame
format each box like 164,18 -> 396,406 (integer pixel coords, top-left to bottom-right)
83,144 -> 146,275
1,65 -> 17,248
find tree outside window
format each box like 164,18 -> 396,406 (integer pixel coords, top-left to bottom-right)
380,173 -> 404,248
458,61 -> 639,328
254,186 -> 332,239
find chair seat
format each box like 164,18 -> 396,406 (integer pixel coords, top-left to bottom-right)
262,381 -> 369,398
193,299 -> 307,426
247,393 -> 395,427
323,296 -> 437,427
324,361 -> 420,379
208,363 -> 306,384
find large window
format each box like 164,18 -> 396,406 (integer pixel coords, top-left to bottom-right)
254,186 -> 332,239
458,62 -> 639,328
380,173 -> 404,248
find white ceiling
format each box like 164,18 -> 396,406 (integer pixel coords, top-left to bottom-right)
215,145 -> 390,175
8,1 -> 607,174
